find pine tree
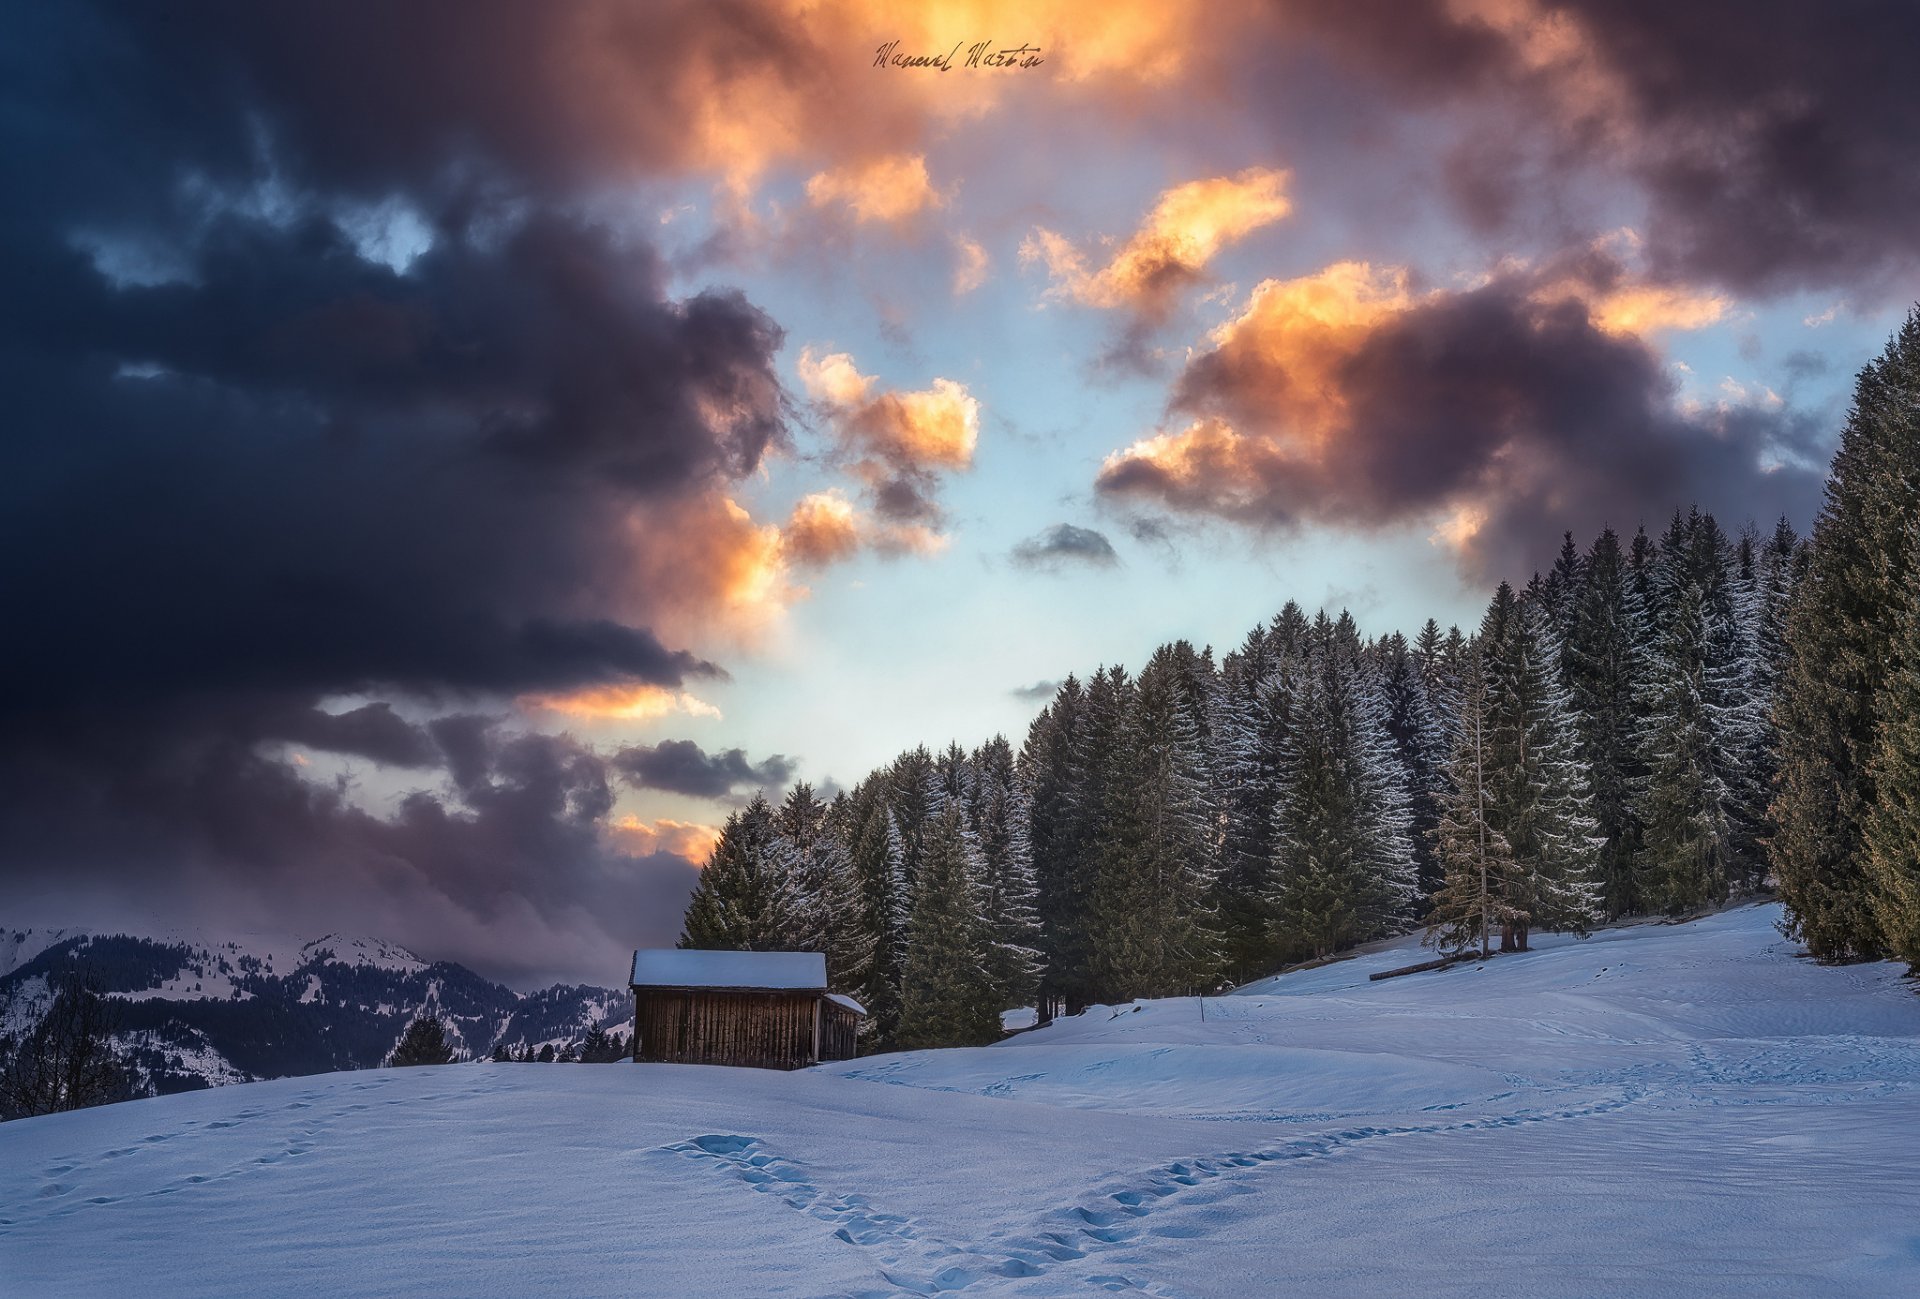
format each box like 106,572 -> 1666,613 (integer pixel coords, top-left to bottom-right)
1637,586 -> 1736,914
1215,605 -> 1310,979
679,794 -> 802,951
1481,585 -> 1601,947
389,1013 -> 457,1067
897,802 -> 1000,1048
1426,642 -> 1526,957
1022,676 -> 1093,1017
1563,526 -> 1652,917
1375,630 -> 1449,906
970,735 -> 1045,1007
1862,518 -> 1920,970
1542,531 -> 1584,640
1267,614 -> 1418,961
1775,314 -> 1920,961
777,783 -> 872,991
848,791 -> 908,1045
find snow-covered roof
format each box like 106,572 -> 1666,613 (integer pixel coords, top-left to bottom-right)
826,992 -> 867,1016
629,949 -> 826,991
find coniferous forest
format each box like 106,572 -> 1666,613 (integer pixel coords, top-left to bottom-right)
681,314 -> 1920,1052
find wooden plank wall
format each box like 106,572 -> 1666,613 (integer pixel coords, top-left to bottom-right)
632,989 -> 821,1069
819,1002 -> 860,1062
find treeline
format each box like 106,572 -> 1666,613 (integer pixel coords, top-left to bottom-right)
485,1025 -> 630,1063
681,516 -> 1805,1051
681,312 -> 1920,1051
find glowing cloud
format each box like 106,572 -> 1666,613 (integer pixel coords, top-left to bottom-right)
523,683 -> 723,722
1099,249 -> 1816,579
806,153 -> 944,223
608,814 -> 722,865
952,234 -> 990,295
798,348 -> 979,470
1024,168 -> 1292,317
783,491 -> 864,566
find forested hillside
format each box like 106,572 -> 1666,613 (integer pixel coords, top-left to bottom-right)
681,313 -> 1920,1054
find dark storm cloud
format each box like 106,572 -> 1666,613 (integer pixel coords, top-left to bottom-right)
271,702 -> 440,769
1099,265 -> 1826,582
0,2 -> 795,983
610,741 -> 797,800
1010,524 -> 1122,571
1011,680 -> 1063,703
1276,0 -> 1920,294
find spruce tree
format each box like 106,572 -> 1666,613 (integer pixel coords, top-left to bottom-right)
1862,519 -> 1920,970
1375,630 -> 1449,906
1481,585 -> 1601,946
679,794 -> 802,951
1022,676 -> 1094,1016
1775,310 -> 1920,961
1426,643 -> 1526,957
778,783 -> 872,991
848,791 -> 908,1045
897,802 -> 1000,1048
1564,526 -> 1651,917
389,1013 -> 457,1067
1637,586 -> 1736,914
970,735 -> 1046,1007
1267,614 -> 1418,961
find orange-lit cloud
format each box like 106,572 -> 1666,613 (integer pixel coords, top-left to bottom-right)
523,683 -> 722,723
806,153 -> 944,223
798,348 -> 979,470
783,491 -> 864,566
952,234 -> 990,295
1023,168 -> 1292,317
608,814 -> 721,864
1099,249 -> 1812,578
795,349 -> 979,544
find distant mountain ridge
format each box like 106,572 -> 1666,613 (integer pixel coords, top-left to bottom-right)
0,926 -> 630,1097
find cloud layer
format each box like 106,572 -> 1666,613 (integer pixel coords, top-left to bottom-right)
1098,250 -> 1825,577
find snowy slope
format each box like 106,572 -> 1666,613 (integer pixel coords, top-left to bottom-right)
3,903 -> 1917,1297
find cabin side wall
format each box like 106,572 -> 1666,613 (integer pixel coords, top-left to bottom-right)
632,988 -> 822,1069
819,1003 -> 860,1062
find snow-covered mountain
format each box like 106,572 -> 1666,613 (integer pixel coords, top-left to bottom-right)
0,926 -> 630,1095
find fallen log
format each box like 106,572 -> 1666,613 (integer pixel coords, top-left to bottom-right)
1368,951 -> 1487,981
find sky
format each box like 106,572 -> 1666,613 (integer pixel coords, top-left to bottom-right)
2,1 -> 1916,988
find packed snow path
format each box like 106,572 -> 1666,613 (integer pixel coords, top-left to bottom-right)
4,903 -> 1918,1296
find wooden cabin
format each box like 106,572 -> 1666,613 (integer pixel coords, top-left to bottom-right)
629,949 -> 866,1070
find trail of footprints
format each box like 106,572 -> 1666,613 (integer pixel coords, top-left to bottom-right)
664,1085 -> 1646,1297
0,1074 -> 496,1234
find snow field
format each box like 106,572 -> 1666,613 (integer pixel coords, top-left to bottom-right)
3,902 -> 1917,1297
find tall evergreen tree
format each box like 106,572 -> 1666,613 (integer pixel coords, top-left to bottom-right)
1564,526 -> 1651,917
1637,586 -> 1736,915
1375,631 -> 1449,905
1267,614 -> 1418,961
1426,642 -> 1526,957
1775,310 -> 1920,961
679,794 -> 801,951
1481,586 -> 1602,946
1862,519 -> 1920,970
777,782 -> 873,993
847,791 -> 908,1045
1022,676 -> 1095,1016
970,735 -> 1046,1006
898,802 -> 1000,1048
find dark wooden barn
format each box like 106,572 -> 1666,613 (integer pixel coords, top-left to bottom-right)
629,949 -> 866,1070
